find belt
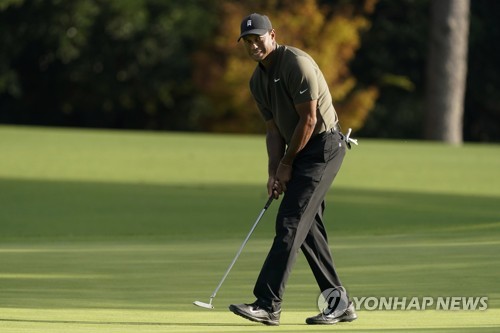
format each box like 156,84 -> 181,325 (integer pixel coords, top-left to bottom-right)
316,125 -> 359,150
317,124 -> 339,137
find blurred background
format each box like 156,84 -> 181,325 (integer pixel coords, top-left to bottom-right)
1,0 -> 498,143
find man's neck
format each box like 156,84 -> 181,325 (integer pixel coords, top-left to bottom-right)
260,43 -> 278,69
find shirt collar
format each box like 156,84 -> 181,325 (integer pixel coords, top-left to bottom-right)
258,43 -> 281,73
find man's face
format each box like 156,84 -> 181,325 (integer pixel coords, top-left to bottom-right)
242,30 -> 275,62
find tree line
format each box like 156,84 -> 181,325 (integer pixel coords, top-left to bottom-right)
0,0 -> 498,142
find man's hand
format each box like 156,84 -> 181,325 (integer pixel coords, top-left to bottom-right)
268,161 -> 292,199
275,161 -> 292,195
267,176 -> 277,199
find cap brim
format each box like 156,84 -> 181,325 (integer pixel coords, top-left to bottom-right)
237,29 -> 269,42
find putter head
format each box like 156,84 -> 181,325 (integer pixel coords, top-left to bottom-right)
193,300 -> 214,309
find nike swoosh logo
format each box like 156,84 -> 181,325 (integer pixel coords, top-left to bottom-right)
300,88 -> 308,94
274,78 -> 280,82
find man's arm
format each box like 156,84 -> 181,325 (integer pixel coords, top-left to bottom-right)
265,119 -> 286,198
281,99 -> 318,165
273,99 -> 318,196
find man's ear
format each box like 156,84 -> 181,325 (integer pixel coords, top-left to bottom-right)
269,29 -> 276,40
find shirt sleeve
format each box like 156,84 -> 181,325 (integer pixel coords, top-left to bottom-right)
286,55 -> 319,105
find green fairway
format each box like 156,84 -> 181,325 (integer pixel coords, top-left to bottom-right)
1,126 -> 499,332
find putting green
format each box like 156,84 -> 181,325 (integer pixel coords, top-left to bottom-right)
0,237 -> 498,332
1,308 -> 499,332
0,126 -> 499,332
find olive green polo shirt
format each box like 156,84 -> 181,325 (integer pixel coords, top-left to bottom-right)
249,44 -> 338,144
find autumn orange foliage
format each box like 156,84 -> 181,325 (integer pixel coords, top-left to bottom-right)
192,0 -> 378,133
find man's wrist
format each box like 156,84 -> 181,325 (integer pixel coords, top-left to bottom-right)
280,156 -> 293,166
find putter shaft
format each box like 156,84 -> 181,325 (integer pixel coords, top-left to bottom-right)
210,195 -> 273,299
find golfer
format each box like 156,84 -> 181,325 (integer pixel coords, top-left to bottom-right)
228,13 -> 357,326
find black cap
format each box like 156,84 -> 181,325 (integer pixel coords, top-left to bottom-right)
238,13 -> 272,42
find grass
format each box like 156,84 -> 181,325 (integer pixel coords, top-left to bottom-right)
0,125 -> 499,332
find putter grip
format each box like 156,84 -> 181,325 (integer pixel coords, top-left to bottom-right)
264,194 -> 274,210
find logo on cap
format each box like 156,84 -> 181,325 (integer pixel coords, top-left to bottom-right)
238,13 -> 272,42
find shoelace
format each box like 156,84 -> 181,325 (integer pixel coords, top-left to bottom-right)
343,128 -> 358,150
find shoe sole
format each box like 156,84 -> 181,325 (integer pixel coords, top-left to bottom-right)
306,315 -> 357,325
228,305 -> 279,326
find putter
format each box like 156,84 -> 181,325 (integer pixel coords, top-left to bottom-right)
193,194 -> 274,309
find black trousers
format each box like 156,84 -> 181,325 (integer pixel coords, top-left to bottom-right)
253,129 -> 347,312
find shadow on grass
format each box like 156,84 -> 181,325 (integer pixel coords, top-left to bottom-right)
0,177 -> 499,240
0,318 -> 258,327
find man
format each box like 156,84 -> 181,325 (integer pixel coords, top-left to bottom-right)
228,13 -> 358,326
